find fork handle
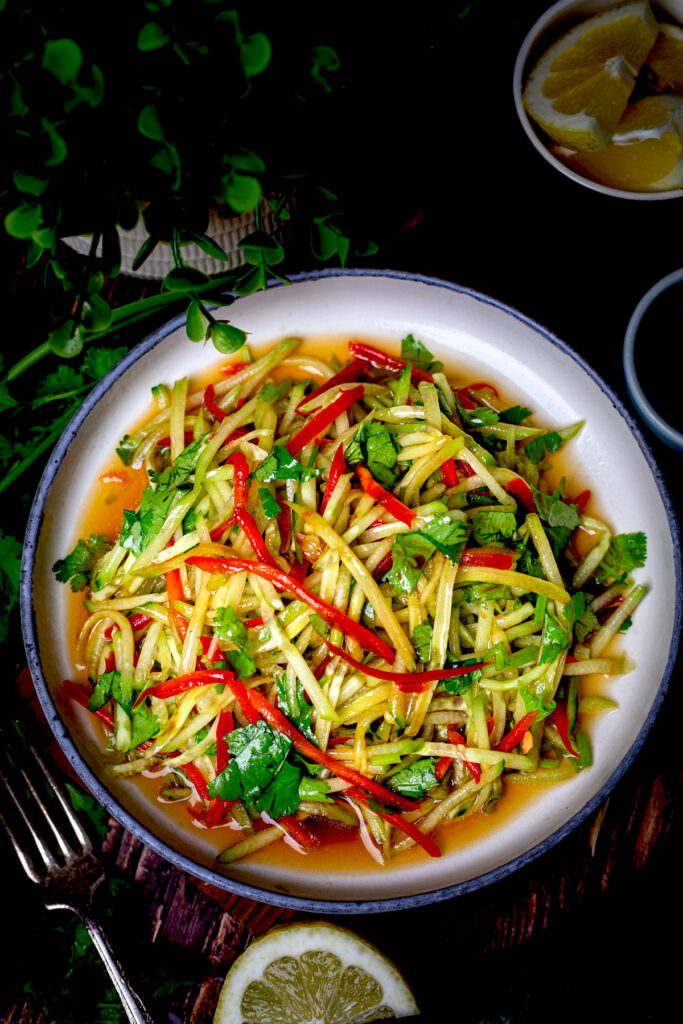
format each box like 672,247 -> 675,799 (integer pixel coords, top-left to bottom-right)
80,912 -> 155,1024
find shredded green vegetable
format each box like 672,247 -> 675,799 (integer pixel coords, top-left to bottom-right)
55,336 -> 647,865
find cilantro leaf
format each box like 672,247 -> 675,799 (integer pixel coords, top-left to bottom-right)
533,486 -> 580,557
563,591 -> 600,643
419,514 -> 468,559
460,406 -> 500,428
344,421 -> 400,488
500,406 -> 532,424
116,434 -> 138,465
119,486 -> 176,556
400,334 -> 442,372
82,346 -> 127,382
258,487 -> 282,519
539,611 -> 571,665
207,721 -> 293,805
385,516 -> 467,595
298,776 -> 332,802
258,380 -> 290,402
148,435 -> 207,488
129,703 -> 160,749
597,532 -> 647,584
53,532 -> 111,591
387,759 -> 438,799
519,688 -> 556,723
214,606 -> 256,678
470,509 -> 517,547
524,431 -> 563,465
255,759 -> 302,818
441,657 -> 482,694
34,364 -> 83,400
412,621 -> 433,664
254,444 -> 320,483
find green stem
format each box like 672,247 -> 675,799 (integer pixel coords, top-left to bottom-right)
5,342 -> 52,382
31,382 -> 94,408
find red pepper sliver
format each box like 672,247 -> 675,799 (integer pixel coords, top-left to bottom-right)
356,465 -> 415,527
446,725 -> 481,783
227,452 -> 277,566
277,503 -> 292,553
372,550 -> 394,581
348,342 -> 434,384
343,787 -> 441,859
247,689 -> 415,812
550,704 -> 580,758
505,476 -> 536,513
493,711 -> 538,753
460,549 -> 515,570
204,383 -> 226,421
313,654 -> 332,680
187,556 -> 395,663
183,762 -> 211,801
128,612 -> 154,632
288,557 -> 310,584
219,360 -> 250,377
134,668 -> 235,708
320,443 -> 346,514
286,384 -> 364,456
324,640 -> 486,692
278,815 -> 320,848
441,458 -> 458,488
295,359 -> 364,415
456,459 -> 476,478
244,616 -> 264,629
209,514 -> 236,543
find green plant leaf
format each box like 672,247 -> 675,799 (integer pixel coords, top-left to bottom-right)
210,321 -> 248,353
42,38 -> 83,84
226,174 -> 262,213
47,320 -> 84,358
163,267 -> 211,291
81,293 -> 113,332
239,32 -> 272,77
131,235 -> 159,271
12,172 -> 49,197
137,104 -> 165,141
186,300 -> 207,342
4,204 -> 43,239
137,21 -> 171,51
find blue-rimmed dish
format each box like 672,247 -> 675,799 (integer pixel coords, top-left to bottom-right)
20,270 -> 681,912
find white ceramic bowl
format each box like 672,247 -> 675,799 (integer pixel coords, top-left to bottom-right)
513,0 -> 683,200
20,270 -> 681,911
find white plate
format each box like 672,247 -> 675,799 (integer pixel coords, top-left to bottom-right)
20,270 -> 681,911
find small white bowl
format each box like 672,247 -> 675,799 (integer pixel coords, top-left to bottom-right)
623,267 -> 683,450
513,0 -> 683,200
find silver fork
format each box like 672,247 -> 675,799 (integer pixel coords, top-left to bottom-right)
0,731 -> 154,1024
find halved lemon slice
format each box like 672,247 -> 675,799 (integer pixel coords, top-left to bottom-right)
555,94 -> 683,191
213,921 -> 419,1023
523,1 -> 659,152
647,23 -> 683,94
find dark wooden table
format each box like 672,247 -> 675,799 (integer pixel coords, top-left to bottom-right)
2,3 -> 681,1022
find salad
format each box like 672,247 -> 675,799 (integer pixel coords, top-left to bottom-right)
54,335 -> 647,865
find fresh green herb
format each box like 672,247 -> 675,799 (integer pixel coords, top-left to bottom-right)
148,435 -> 207,488
387,758 -> 438,799
597,532 -> 647,584
519,688 -> 556,723
253,444 -> 320,483
207,720 -> 297,814
214,606 -> 256,678
538,611 -> 571,665
533,485 -> 580,557
258,380 -> 291,402
412,621 -> 433,664
116,434 -> 138,466
500,405 -> 532,424
470,509 -> 517,547
258,487 -> 282,519
87,670 -> 159,750
276,676 -> 317,745
400,334 -> 442,373
461,406 -> 500,428
298,776 -> 332,802
344,420 -> 400,488
441,656 -> 483,694
563,591 -> 600,642
524,431 -> 563,465
52,532 -> 111,591
385,516 -> 467,594
119,486 -> 177,556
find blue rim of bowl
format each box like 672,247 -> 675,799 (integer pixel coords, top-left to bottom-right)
20,267 -> 682,914
623,267 -> 683,452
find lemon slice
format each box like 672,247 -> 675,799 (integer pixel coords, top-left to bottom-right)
213,921 -> 419,1023
523,1 -> 659,152
556,94 -> 683,191
647,23 -> 683,94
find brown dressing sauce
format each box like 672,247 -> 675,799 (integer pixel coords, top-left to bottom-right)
66,334 -> 615,871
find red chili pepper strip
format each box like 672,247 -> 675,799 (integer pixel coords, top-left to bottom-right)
278,815 -> 320,848
204,383 -> 226,421
456,459 -> 476,478
493,711 -> 538,753
289,557 -> 310,584
133,668 -> 235,708
244,617 -> 264,629
320,443 -> 346,514
247,689 -> 415,812
202,708 -> 237,826
103,652 -> 116,674
372,550 -> 394,581
209,514 -> 236,543
128,613 -> 154,632
165,569 -> 188,641
183,762 -> 211,801
460,549 -> 515,570
505,477 -> 536,513
434,757 -> 451,781
343,786 -> 441,859
446,725 -> 481,783
227,452 -> 277,566
228,678 -> 261,725
295,359 -> 365,415
441,458 -> 458,488
313,654 -> 332,680
566,489 -> 591,514
63,680 -> 115,730
286,385 -> 365,456
219,360 -> 250,377
550,703 -> 580,757
348,342 -> 434,384
323,640 -> 486,691
356,466 -> 415,527
222,426 -> 249,447
186,556 -> 395,663
277,503 -> 292,553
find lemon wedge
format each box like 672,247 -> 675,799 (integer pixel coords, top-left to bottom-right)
213,921 -> 419,1023
556,94 -> 683,191
523,1 -> 659,152
647,23 -> 683,94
